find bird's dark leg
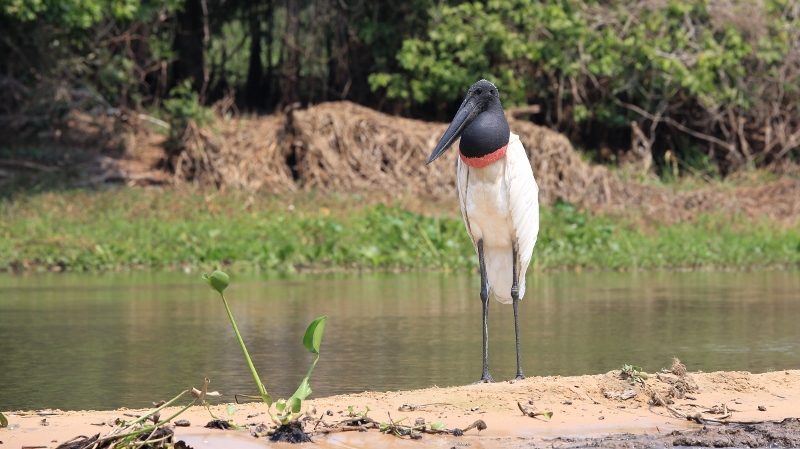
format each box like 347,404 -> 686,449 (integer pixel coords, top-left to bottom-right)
474,238 -> 494,384
511,240 -> 525,380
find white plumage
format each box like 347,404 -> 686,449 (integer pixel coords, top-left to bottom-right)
457,132 -> 539,304
425,79 -> 539,382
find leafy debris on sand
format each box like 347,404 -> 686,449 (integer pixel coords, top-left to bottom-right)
397,403 -> 452,412
56,434 -> 100,449
270,420 -> 313,443
518,402 -> 554,420
204,419 -> 234,430
603,388 -> 637,400
56,380 -> 214,449
304,409 -> 484,440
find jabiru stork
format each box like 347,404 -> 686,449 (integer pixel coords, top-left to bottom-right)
426,79 -> 540,383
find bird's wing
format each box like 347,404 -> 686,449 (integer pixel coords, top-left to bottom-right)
457,157 -> 479,254
505,133 -> 540,280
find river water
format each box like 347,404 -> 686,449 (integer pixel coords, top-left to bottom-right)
1,269 -> 798,411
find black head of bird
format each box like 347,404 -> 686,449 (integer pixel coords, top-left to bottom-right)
426,79 -> 511,165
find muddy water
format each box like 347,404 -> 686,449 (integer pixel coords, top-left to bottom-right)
1,270 -> 798,411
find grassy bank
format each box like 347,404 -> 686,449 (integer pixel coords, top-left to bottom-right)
1,187 -> 799,273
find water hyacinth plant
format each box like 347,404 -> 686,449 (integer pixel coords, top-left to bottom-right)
202,270 -> 327,427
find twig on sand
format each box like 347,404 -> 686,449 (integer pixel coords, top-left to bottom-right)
397,402 -> 452,412
517,402 -> 554,420
648,382 -> 792,426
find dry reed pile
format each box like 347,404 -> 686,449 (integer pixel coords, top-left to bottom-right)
164,101 -> 799,223
169,113 -> 295,192
289,101 -> 453,196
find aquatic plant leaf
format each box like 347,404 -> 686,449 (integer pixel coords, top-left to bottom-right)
292,378 -> 312,402
226,405 -> 237,416
202,270 -> 229,293
302,316 -> 327,354
276,399 -> 286,413
287,317 -> 326,406
289,396 -> 302,414
541,412 -> 553,420
0,411 -> 7,427
430,421 -> 446,430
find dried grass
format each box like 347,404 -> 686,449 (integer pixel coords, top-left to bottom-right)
152,101 -> 800,224
288,101 -> 453,197
169,113 -> 295,192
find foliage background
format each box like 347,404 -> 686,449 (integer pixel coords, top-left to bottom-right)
1,0 -> 799,177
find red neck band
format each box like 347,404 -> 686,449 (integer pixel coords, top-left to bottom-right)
459,145 -> 508,168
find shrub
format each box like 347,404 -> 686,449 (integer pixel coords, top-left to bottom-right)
370,0 -> 800,174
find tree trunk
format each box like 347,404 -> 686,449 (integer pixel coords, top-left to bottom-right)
281,0 -> 301,107
246,11 -> 263,109
173,0 -> 205,91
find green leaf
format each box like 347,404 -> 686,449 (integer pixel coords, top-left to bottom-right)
0,411 -> 7,427
292,378 -> 312,402
226,404 -> 237,416
202,270 -> 229,293
302,316 -> 327,354
276,398 -> 286,413
541,412 -> 553,420
430,421 -> 447,430
289,396 -> 302,414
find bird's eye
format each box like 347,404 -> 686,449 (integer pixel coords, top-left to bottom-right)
475,88 -> 483,95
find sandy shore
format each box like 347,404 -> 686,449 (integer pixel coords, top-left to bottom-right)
3,369 -> 799,448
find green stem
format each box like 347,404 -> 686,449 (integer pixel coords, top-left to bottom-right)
126,388 -> 191,427
99,396 -> 199,443
289,352 -> 320,402
303,354 -> 320,390
220,292 -> 270,404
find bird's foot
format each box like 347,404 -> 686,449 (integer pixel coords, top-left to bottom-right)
472,375 -> 495,385
513,373 -> 526,381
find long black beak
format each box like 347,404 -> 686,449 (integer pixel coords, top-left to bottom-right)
426,99 -> 478,165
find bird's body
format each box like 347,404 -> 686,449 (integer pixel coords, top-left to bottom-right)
427,79 -> 539,383
457,132 -> 539,304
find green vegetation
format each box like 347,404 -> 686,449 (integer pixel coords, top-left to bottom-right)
203,269 -> 326,428
620,364 -> 650,385
371,0 -> 800,172
1,188 -> 798,273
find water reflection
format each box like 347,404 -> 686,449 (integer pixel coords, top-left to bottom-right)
0,270 -> 798,411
